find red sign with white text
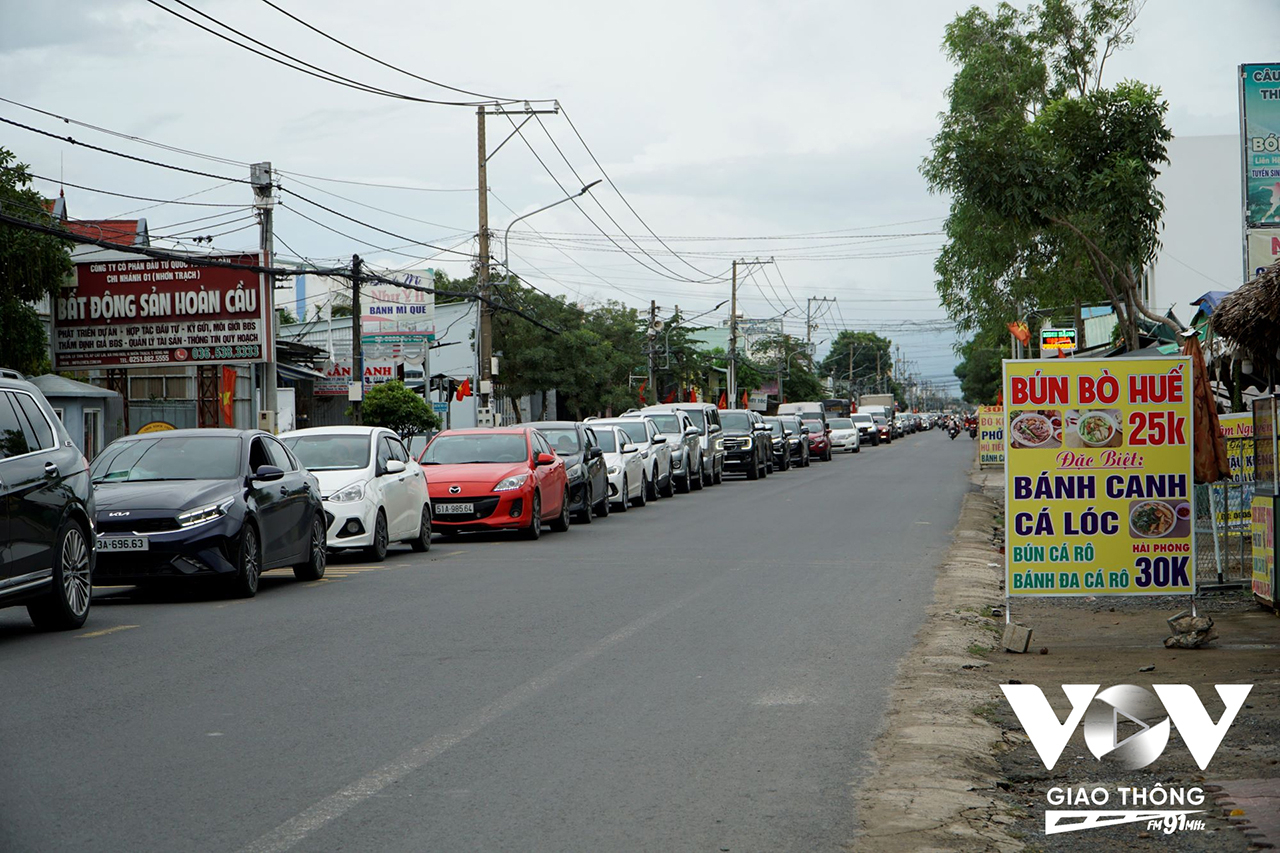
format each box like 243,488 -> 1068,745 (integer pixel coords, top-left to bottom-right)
53,254 -> 269,369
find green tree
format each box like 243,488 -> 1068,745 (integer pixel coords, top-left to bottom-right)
754,333 -> 823,403
0,148 -> 72,374
359,380 -> 440,441
953,325 -> 1008,405
922,0 -> 1172,350
819,331 -> 893,397
276,307 -> 298,326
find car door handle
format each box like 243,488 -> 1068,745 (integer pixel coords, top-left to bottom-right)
280,486 -> 289,495
44,461 -> 59,477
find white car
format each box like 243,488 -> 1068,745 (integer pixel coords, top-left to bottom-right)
597,425 -> 646,510
826,417 -> 861,453
280,426 -> 432,560
588,416 -> 673,500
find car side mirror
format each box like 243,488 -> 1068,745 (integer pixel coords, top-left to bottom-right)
753,424 -> 770,432
684,426 -> 699,437
384,459 -> 406,475
651,434 -> 667,444
622,443 -> 639,454
784,429 -> 794,437
588,446 -> 603,460
800,427 -> 810,435
535,452 -> 556,467
252,465 -> 284,482
709,423 -> 721,433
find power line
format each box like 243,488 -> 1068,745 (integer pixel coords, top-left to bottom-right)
256,0 -> 547,104
283,173 -> 469,232
281,188 -> 475,259
27,174 -> 243,209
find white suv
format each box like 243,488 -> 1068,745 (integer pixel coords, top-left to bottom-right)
588,416 -> 674,500
281,426 -> 432,560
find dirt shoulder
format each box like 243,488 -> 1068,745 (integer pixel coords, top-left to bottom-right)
853,467 -> 1280,853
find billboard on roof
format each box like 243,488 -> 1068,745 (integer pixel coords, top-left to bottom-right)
1241,63 -> 1280,228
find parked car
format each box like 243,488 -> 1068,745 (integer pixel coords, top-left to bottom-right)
0,376 -> 96,629
419,428 -> 569,540
590,416 -> 673,500
718,409 -> 771,480
90,429 -> 326,597
595,425 -> 646,510
525,421 -> 609,522
626,408 -> 701,493
851,412 -> 879,446
281,426 -> 431,560
801,416 -> 832,462
873,416 -> 893,444
651,403 -> 724,486
761,416 -> 793,471
826,417 -> 861,454
776,402 -> 828,427
777,414 -> 811,467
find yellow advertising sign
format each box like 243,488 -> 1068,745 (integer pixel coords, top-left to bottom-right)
1003,358 -> 1194,596
1216,413 -> 1255,528
137,421 -> 176,434
978,406 -> 1005,466
1252,496 -> 1275,607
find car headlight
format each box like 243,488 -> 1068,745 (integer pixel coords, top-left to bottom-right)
567,463 -> 584,484
607,465 -> 620,475
493,473 -> 529,492
741,437 -> 753,450
176,498 -> 234,528
329,481 -> 366,503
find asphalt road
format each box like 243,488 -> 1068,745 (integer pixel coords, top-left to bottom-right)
1,430 -> 976,853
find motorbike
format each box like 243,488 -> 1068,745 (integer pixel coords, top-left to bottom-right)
948,425 -> 960,440
969,426 -> 978,439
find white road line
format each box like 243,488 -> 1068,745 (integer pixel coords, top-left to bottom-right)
239,580 -> 719,853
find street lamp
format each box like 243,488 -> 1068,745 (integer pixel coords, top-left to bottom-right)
502,180 -> 601,285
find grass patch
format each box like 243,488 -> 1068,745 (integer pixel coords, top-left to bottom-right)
972,701 -> 1001,723
967,643 -> 992,657
980,605 -> 995,618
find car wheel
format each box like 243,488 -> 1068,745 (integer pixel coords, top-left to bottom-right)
646,466 -> 659,501
294,513 -> 328,580
632,473 -> 647,507
550,488 -> 571,532
690,465 -> 704,490
761,453 -> 770,477
616,475 -> 629,511
365,510 -> 389,562
824,447 -> 833,462
27,519 -> 92,631
523,492 -> 543,540
676,472 -> 691,494
578,484 -> 594,524
594,483 -> 611,518
852,443 -> 860,453
409,505 -> 432,552
713,462 -> 723,484
746,456 -> 760,480
661,471 -> 675,498
229,523 -> 261,599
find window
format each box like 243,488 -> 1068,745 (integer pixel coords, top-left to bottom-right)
0,393 -> 32,459
376,436 -> 394,471
249,438 -> 273,472
265,438 -> 295,471
388,437 -> 409,463
128,367 -> 196,401
83,408 -> 103,461
53,408 -> 64,422
12,392 -> 55,451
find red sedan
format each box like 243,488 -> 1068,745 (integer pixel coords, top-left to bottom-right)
418,428 -> 570,539
802,418 -> 833,462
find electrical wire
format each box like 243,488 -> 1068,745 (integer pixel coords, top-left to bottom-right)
281,188 -> 475,258
283,173 -> 470,232
27,173 -> 243,208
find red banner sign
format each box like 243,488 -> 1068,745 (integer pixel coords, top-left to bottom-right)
53,254 -> 269,369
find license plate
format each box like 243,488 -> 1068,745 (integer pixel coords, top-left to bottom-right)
436,503 -> 474,514
98,536 -> 148,552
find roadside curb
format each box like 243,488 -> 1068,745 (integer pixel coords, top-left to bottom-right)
852,478 -> 1025,852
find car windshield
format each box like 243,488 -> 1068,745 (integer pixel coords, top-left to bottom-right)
645,414 -> 681,434
802,419 -> 824,431
90,436 -> 242,482
719,412 -> 753,431
852,415 -> 873,426
595,430 -> 618,452
764,419 -> 783,435
874,417 -> 888,426
612,422 -> 649,444
282,434 -> 370,470
421,434 -> 528,464
829,418 -> 853,430
537,427 -> 581,455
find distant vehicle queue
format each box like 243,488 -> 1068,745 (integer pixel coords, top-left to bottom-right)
0,375 -> 937,632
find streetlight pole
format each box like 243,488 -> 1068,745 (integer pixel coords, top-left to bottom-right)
502,180 -> 601,283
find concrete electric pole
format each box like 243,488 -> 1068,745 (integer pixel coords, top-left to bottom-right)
351,254 -> 363,425
252,162 -> 275,432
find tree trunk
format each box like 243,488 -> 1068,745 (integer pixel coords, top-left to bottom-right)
508,394 -> 523,423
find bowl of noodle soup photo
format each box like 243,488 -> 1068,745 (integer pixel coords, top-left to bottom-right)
1009,410 -> 1061,449
1065,409 -> 1123,448
1129,500 -> 1178,538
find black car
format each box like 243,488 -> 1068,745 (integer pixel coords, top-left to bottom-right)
90,429 -> 325,598
718,409 -> 771,480
0,376 -> 96,630
525,421 -> 609,521
778,415 -> 811,467
762,416 -> 795,471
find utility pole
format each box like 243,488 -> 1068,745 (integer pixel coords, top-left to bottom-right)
476,108 -> 491,421
848,344 -> 854,403
252,162 -> 275,431
647,299 -> 657,397
351,254 -> 363,425
805,295 -> 837,357
729,260 -> 738,404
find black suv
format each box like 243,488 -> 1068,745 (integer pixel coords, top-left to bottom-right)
778,415 -> 811,467
526,421 -> 609,521
0,375 -> 96,630
718,409 -> 771,480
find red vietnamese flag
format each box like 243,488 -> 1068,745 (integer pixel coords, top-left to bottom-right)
219,366 -> 236,426
455,377 -> 472,401
717,391 -> 727,409
741,390 -> 749,408
638,380 -> 647,405
663,388 -> 677,404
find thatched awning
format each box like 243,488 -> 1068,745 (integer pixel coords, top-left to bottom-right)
1210,258 -> 1280,361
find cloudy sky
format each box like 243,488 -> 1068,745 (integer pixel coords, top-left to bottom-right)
0,0 -> 1270,392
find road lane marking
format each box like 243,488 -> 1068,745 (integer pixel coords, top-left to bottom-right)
239,580 -> 720,853
76,624 -> 139,639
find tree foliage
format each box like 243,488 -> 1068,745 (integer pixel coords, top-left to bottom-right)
819,331 -> 894,393
360,380 -> 441,440
953,326 -> 1008,405
923,0 -> 1172,349
753,333 -> 824,403
0,147 -> 72,374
